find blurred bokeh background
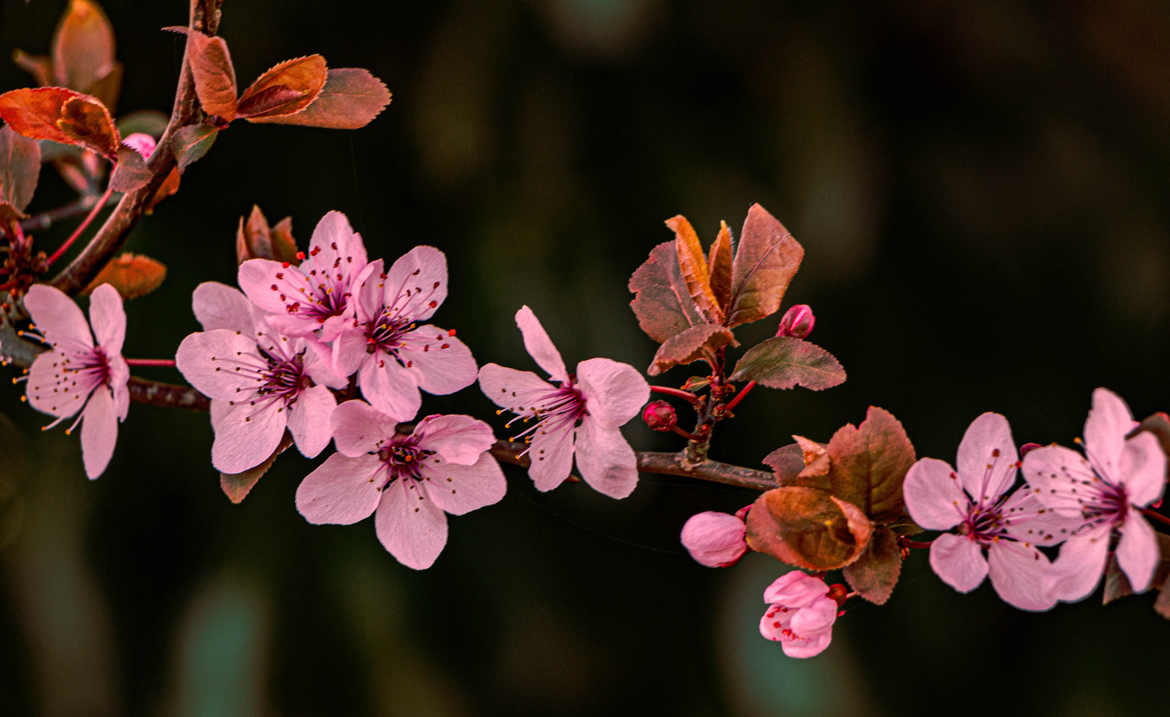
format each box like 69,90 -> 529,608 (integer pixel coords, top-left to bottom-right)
2,0 -> 1170,714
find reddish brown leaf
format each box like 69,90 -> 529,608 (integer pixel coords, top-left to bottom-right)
707,220 -> 733,311
84,253 -> 166,300
1103,534 -> 1170,606
185,30 -> 238,120
729,336 -> 846,391
793,435 -> 830,478
12,51 -> 53,86
629,241 -> 707,343
171,124 -> 219,171
825,406 -> 916,525
236,205 -> 299,264
647,322 -> 736,376
221,434 -> 292,503
146,167 -> 181,212
666,214 -> 723,324
746,486 -> 872,571
726,203 -> 805,328
248,67 -> 391,129
0,126 -> 41,212
52,0 -> 116,92
109,146 -> 150,193
84,61 -> 123,112
237,55 -> 327,119
842,527 -> 902,605
0,201 -> 26,226
269,217 -> 298,263
763,443 -> 805,485
0,88 -> 119,158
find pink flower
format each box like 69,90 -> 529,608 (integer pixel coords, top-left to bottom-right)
121,133 -> 156,160
23,283 -> 129,479
330,247 -> 477,420
1022,388 -> 1167,601
903,412 -> 1072,611
680,510 -> 747,567
759,571 -> 838,658
238,211 -> 373,340
478,306 -> 650,499
175,282 -> 344,474
295,400 -> 506,569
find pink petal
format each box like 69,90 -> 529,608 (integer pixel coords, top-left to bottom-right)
306,211 -> 368,286
108,354 -> 130,420
1118,432 -> 1166,508
174,330 -> 262,400
80,385 -> 117,479
759,603 -> 793,642
987,541 -> 1057,611
24,284 -> 92,349
331,399 -> 396,457
382,246 -> 447,322
26,350 -> 86,418
421,452 -> 507,515
527,419 -> 576,492
210,401 -> 288,474
573,415 -> 638,499
1020,445 -> 1096,516
478,364 -> 556,412
237,258 -> 293,316
998,487 -> 1075,547
763,571 -> 829,606
576,357 -> 650,427
331,325 -> 369,379
295,452 -> 383,525
956,412 -> 1018,506
1084,388 -> 1136,480
902,457 -> 967,530
680,511 -> 747,567
375,478 -> 448,570
928,533 -> 988,593
87,283 -> 125,355
286,384 -> 337,458
780,628 -> 832,659
789,596 -> 838,635
354,258 -> 385,322
1117,510 -> 1159,592
515,306 -> 567,382
414,414 -> 495,464
358,353 -> 421,421
302,337 -> 348,389
1046,527 -> 1110,602
192,281 -> 256,333
397,326 -> 477,395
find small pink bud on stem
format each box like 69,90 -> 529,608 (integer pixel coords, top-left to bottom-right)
680,510 -> 748,567
121,133 -> 157,160
826,583 -> 849,607
776,304 -> 815,339
642,400 -> 678,431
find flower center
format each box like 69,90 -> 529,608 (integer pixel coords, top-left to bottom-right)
376,438 -> 435,489
365,306 -> 413,354
507,381 -> 588,447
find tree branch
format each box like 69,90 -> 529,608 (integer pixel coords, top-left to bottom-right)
15,194 -> 106,235
49,0 -> 225,294
128,376 -> 208,411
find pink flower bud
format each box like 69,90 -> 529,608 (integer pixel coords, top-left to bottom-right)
642,400 -> 678,431
122,133 -> 157,160
1019,442 -> 1043,457
776,304 -> 815,339
680,511 -> 746,567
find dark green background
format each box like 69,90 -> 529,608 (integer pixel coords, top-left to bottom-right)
2,1 -> 1169,715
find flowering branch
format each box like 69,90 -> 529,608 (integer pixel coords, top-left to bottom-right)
49,0 -> 225,295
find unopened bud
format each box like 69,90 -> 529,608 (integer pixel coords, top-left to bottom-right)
1019,442 -> 1042,457
776,304 -> 815,339
642,400 -> 677,431
121,133 -> 157,160
827,583 -> 848,607
680,511 -> 747,567
236,205 -> 299,265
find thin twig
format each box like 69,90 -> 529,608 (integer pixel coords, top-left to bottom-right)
15,194 -> 103,235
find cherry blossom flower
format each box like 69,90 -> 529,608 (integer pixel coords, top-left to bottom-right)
175,282 -> 344,474
330,247 -> 477,421
238,210 -> 373,341
23,283 -> 129,479
903,412 -> 1072,611
478,306 -> 650,499
681,507 -> 748,567
295,400 -> 506,569
759,571 -> 838,658
1022,388 -> 1167,601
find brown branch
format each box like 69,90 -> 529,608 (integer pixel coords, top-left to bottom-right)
15,194 -> 107,235
128,376 -> 208,411
49,0 -> 226,295
489,438 -> 777,492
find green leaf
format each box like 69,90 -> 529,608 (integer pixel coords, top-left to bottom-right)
745,486 -> 872,571
647,322 -> 736,376
629,240 -> 707,343
171,124 -> 218,171
729,336 -> 846,391
0,126 -> 41,212
726,203 -> 804,328
842,527 -> 902,605
825,406 -> 916,525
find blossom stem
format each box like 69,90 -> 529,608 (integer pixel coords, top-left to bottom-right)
671,425 -> 705,441
650,385 -> 703,405
898,538 -> 933,550
125,358 -> 177,367
1141,508 -> 1170,529
16,194 -> 105,236
44,185 -> 115,268
723,380 -> 757,414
